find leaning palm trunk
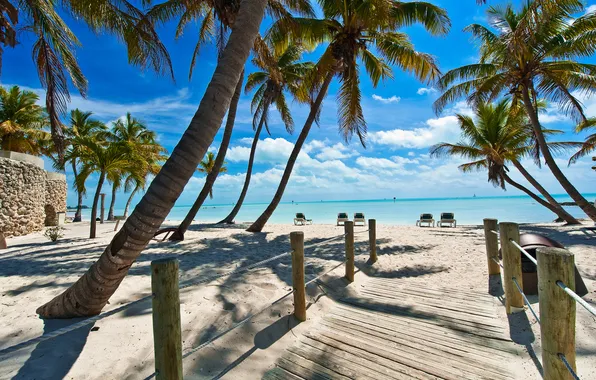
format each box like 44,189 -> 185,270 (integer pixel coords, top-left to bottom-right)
247,72 -> 334,232
107,183 -> 117,221
170,72 -> 244,241
90,172 -> 106,239
122,186 -> 139,218
511,159 -> 580,224
36,0 -> 268,318
502,173 -> 573,219
218,100 -> 268,224
521,88 -> 596,221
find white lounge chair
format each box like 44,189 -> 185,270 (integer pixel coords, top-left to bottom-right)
294,213 -> 312,225
354,213 -> 366,226
437,212 -> 457,227
337,212 -> 349,226
416,213 -> 435,227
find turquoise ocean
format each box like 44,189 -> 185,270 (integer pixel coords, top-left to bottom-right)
71,193 -> 596,226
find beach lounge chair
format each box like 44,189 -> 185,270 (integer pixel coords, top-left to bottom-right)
416,213 -> 435,227
294,213 -> 313,225
354,213 -> 366,226
438,212 -> 457,227
337,212 -> 349,226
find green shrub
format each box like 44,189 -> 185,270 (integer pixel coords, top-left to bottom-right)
44,226 -> 65,242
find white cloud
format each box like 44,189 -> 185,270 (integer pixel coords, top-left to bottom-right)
303,139 -> 328,154
372,94 -> 401,104
368,115 -> 461,149
315,143 -> 359,161
586,4 -> 596,14
407,151 -> 416,157
417,87 -> 437,96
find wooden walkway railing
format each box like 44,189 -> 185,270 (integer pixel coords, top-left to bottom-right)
483,218 -> 595,380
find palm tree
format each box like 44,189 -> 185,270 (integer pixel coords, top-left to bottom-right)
430,99 -> 580,224
36,0 -> 268,318
246,0 -> 450,232
219,41 -> 312,224
4,0 -> 172,164
105,113 -> 164,221
73,138 -> 133,238
197,151 -> 228,199
121,156 -> 164,218
434,1 -> 596,221
63,109 -> 107,222
570,122 -> 596,165
0,86 -> 49,155
147,0 -> 315,241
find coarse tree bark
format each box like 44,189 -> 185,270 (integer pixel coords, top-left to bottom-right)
169,71 -> 244,240
107,182 -> 117,221
502,172 -> 573,219
218,98 -> 268,224
89,172 -> 106,239
246,71 -> 335,232
36,0 -> 268,318
521,86 -> 596,221
511,159 -> 580,224
72,160 -> 83,222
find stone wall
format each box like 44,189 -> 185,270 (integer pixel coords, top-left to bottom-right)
0,152 -> 68,237
0,157 -> 46,237
45,172 -> 67,226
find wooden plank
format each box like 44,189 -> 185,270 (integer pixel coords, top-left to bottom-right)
309,329 -> 474,380
327,310 -> 516,358
358,288 -> 500,320
278,354 -> 350,380
364,285 -> 501,315
288,345 -> 380,380
263,366 -> 305,380
302,333 -> 441,380
320,318 -> 513,380
298,336 -> 419,380
338,296 -> 507,338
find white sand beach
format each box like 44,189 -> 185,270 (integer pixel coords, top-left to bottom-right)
0,220 -> 594,379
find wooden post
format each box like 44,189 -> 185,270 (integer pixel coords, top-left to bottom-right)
0,232 -> 6,249
499,222 -> 524,314
537,247 -> 576,380
483,218 -> 500,275
345,221 -> 354,282
290,231 -> 306,322
369,219 -> 377,263
151,258 -> 183,380
113,219 -> 121,232
100,193 -> 106,224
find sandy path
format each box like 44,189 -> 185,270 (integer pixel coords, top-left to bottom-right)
0,220 -> 594,379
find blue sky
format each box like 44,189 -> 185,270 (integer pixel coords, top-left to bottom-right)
3,0 -> 596,210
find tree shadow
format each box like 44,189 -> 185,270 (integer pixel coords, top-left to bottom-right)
12,319 -> 93,380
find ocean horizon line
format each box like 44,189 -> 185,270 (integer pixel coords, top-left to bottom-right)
183,192 -> 596,209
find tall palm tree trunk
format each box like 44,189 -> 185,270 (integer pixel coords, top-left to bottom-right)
218,100 -> 268,224
36,0 -> 268,318
123,186 -> 138,218
170,72 -> 243,241
72,160 -> 83,222
107,183 -> 117,221
90,172 -> 106,239
247,72 -> 335,233
502,172 -> 572,218
511,159 -> 580,224
521,87 -> 596,221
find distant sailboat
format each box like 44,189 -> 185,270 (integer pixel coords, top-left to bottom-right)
473,194 -> 476,198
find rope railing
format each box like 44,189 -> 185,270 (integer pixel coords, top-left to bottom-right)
483,218 -> 587,380
512,276 -> 540,323
557,281 -> 596,318
1,218 -> 379,380
559,353 -> 581,380
509,239 -> 537,266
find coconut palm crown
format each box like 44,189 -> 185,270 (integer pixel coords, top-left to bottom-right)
268,0 -> 450,146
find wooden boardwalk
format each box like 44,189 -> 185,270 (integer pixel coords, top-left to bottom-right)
264,277 -> 522,380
